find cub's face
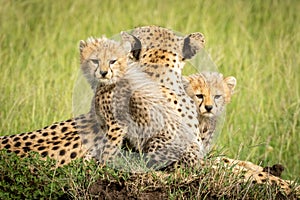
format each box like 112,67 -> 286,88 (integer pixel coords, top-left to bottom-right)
185,72 -> 236,118
79,37 -> 129,90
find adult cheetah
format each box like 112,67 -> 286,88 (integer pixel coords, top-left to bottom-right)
115,26 -> 206,168
93,26 -> 206,168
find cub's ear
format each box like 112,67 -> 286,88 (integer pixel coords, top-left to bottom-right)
181,76 -> 195,98
120,31 -> 142,60
224,76 -> 237,94
182,32 -> 205,59
79,40 -> 87,53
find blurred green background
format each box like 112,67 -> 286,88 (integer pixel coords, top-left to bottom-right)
0,0 -> 299,180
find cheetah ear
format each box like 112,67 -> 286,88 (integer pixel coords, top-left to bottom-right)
120,31 -> 142,60
79,40 -> 87,53
224,76 -> 237,94
182,32 -> 205,59
182,76 -> 195,98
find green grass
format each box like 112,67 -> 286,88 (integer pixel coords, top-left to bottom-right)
0,0 -> 299,196
2,150 -> 298,199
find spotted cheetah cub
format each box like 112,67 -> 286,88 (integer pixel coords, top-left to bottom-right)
79,36 -> 177,166
184,72 -> 236,152
0,37 -> 130,166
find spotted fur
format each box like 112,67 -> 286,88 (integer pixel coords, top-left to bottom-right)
0,114 -> 92,166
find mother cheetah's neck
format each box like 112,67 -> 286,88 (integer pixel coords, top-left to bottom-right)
142,61 -> 185,91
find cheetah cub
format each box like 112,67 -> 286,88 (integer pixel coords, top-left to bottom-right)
184,72 -> 236,153
0,37 -> 130,166
79,36 -> 130,92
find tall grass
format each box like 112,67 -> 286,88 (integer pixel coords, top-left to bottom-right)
0,0 -> 299,181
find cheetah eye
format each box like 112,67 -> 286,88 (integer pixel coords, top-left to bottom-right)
109,60 -> 117,65
215,95 -> 222,99
196,94 -> 204,99
90,59 -> 99,65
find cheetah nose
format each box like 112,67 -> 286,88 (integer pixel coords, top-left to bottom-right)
100,70 -> 108,77
205,105 -> 213,112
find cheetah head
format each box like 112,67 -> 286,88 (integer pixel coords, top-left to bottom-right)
120,25 -> 205,62
185,72 -> 236,118
79,37 -> 129,90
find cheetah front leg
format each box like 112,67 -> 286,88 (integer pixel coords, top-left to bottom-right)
98,122 -> 127,165
93,84 -> 128,165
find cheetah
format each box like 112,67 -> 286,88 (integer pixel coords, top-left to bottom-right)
118,26 -> 206,169
122,26 -> 206,148
0,37 -> 130,166
93,26 -> 206,168
184,72 -> 237,153
184,72 -> 299,195
93,63 -> 185,168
